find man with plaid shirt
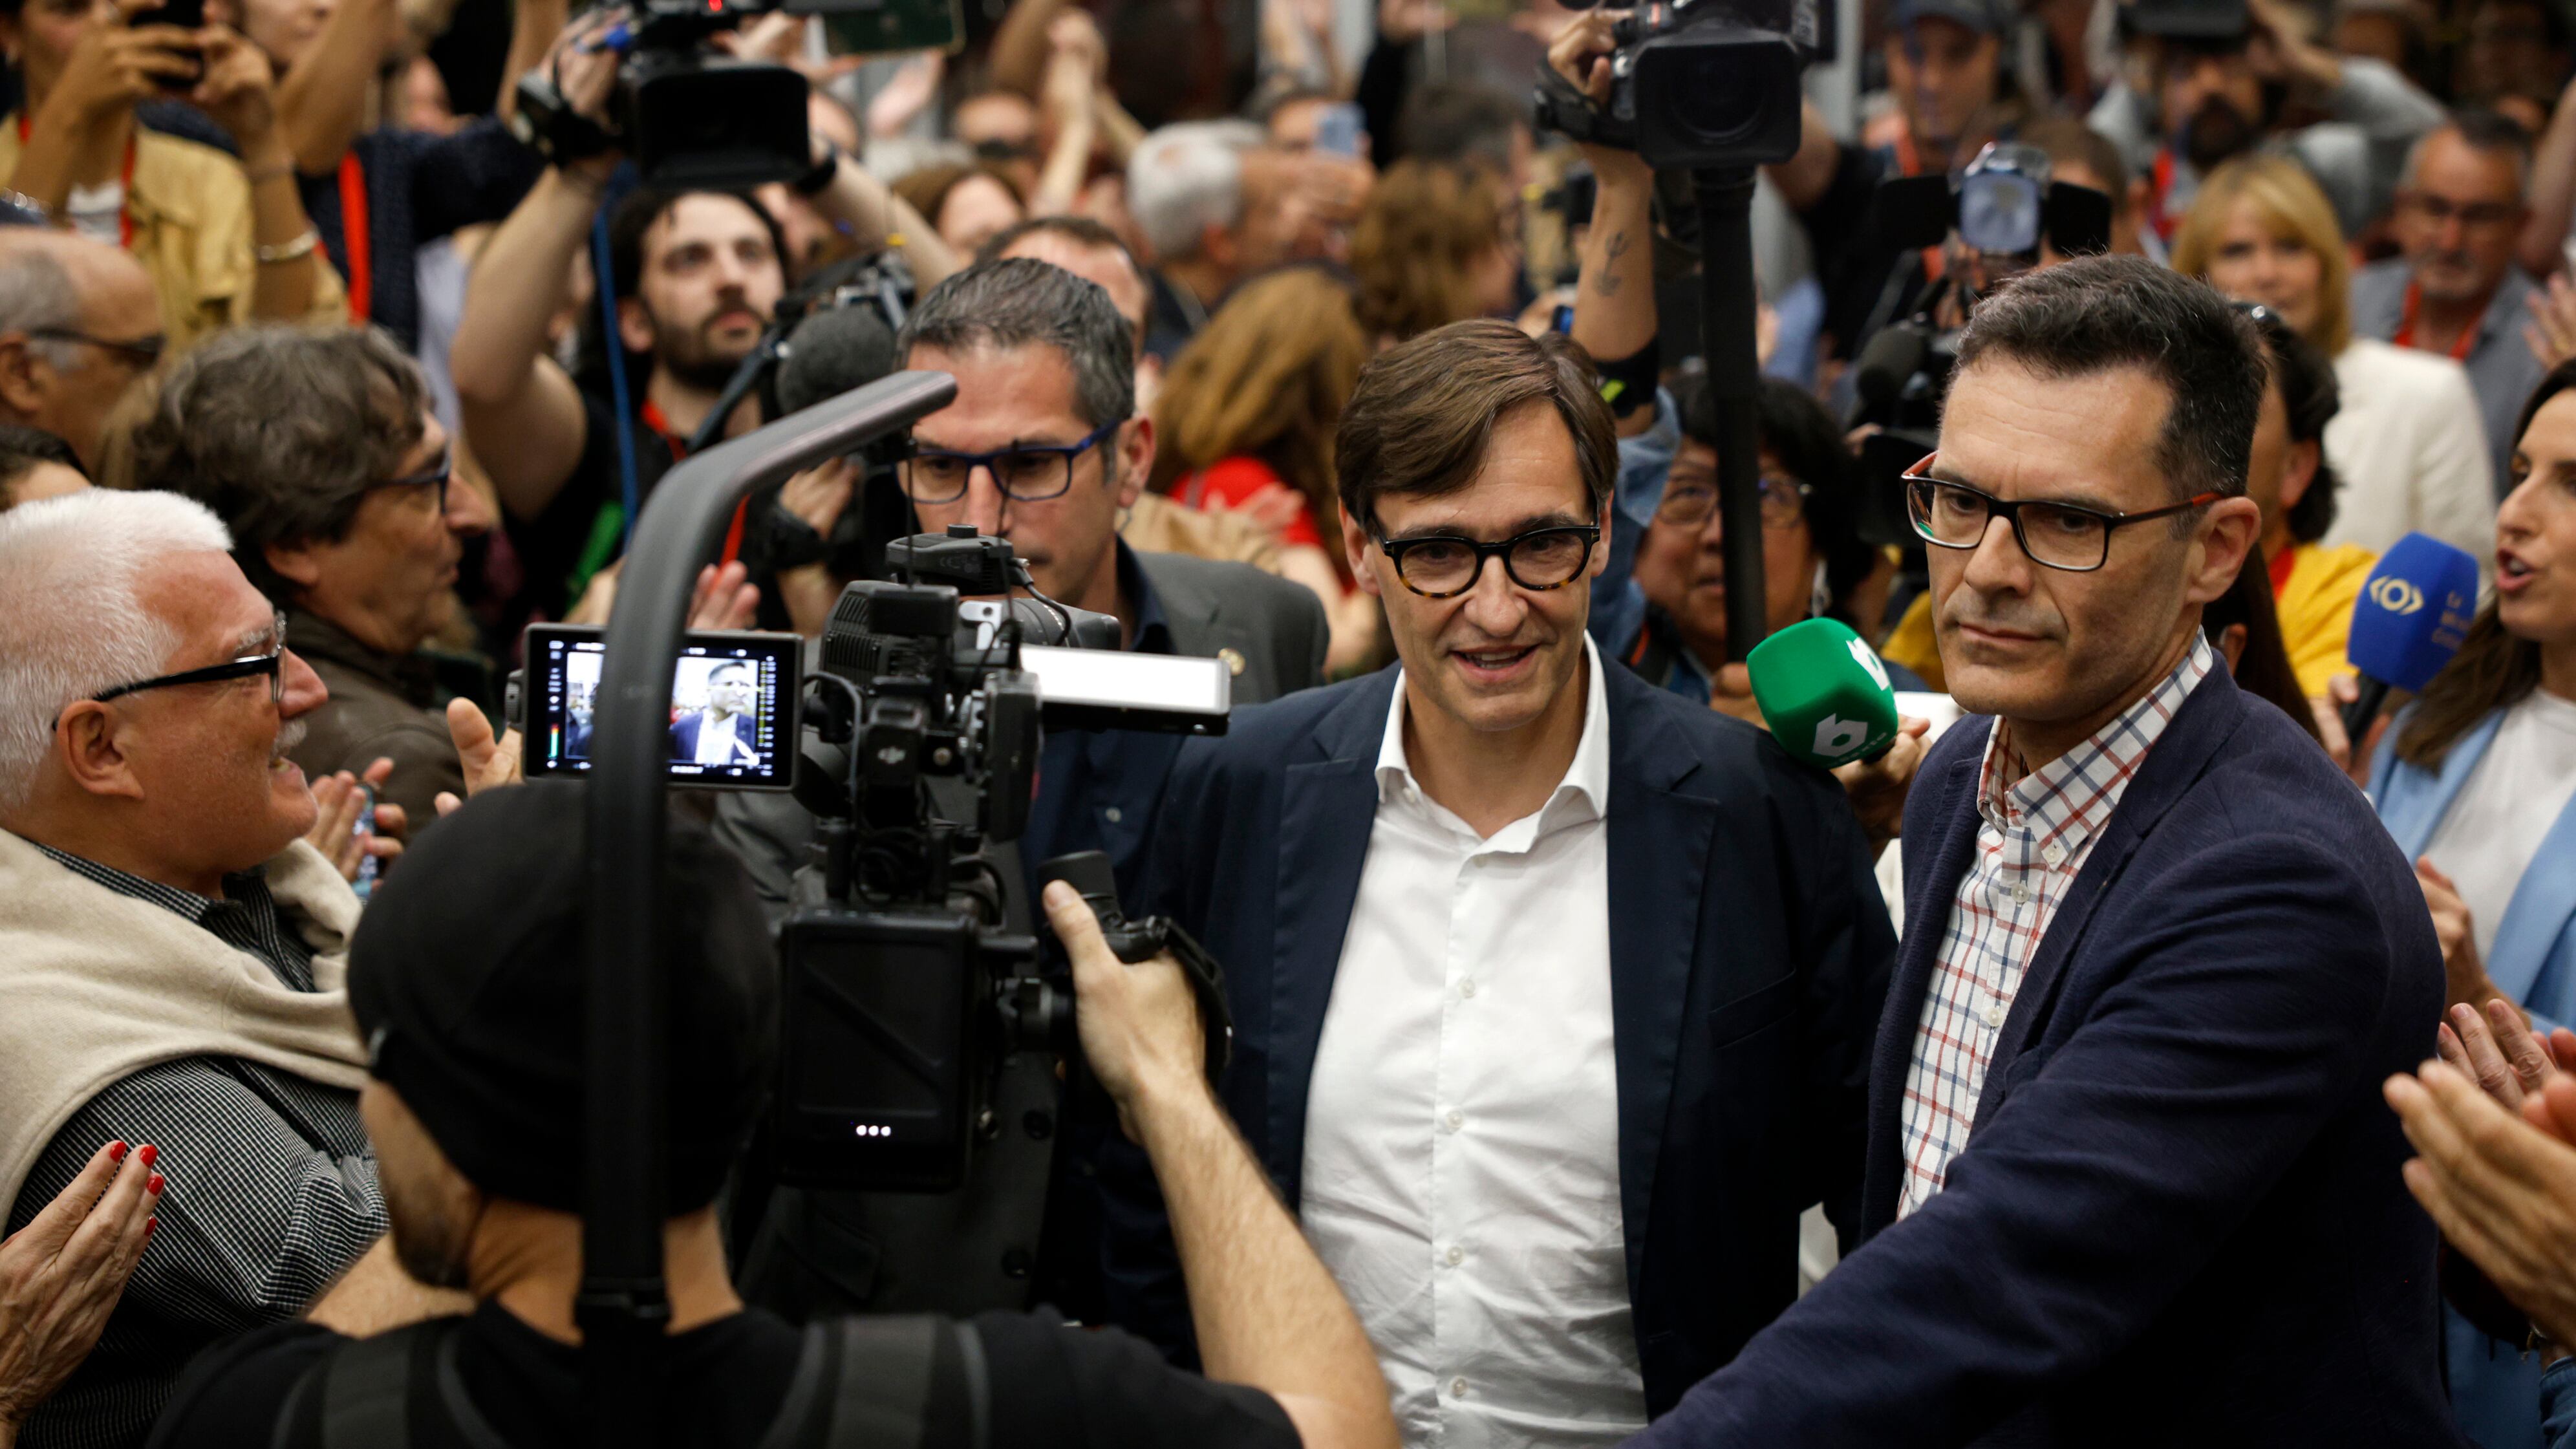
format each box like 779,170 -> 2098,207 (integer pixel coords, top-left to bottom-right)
1627,257 -> 2458,1445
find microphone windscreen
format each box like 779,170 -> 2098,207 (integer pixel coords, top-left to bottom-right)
1852,325 -> 1928,414
1746,616 -> 1901,769
777,305 -> 900,416
2345,531 -> 2479,692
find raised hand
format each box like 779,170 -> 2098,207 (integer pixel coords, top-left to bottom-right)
0,1141 -> 162,1437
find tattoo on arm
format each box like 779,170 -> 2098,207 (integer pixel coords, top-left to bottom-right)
1596,231 -> 1631,297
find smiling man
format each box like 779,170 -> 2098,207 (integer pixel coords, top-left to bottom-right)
1624,256 -> 2459,1446
0,489 -> 457,1449
125,325 -> 489,828
1104,319 -> 1896,1447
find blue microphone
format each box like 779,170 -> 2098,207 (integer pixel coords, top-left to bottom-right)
2340,531 -> 2480,742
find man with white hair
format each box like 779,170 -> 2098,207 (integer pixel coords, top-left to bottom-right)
1126,121 -> 1307,360
0,490 -> 457,1449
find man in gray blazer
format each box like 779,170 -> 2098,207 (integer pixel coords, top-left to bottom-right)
709,257 -> 1326,914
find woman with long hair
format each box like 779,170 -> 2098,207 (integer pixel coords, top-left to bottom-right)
2368,358 -> 2576,1449
1349,160 -> 1523,347
1152,267 -> 1381,673
2171,155 -> 2496,572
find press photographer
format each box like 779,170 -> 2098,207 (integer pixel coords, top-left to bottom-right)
141,782 -> 1400,1449
448,12 -> 957,623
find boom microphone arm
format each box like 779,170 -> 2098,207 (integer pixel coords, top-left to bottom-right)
581,370 -> 958,1449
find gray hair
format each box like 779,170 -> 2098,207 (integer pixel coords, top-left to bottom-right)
1126,121 -> 1263,263
0,489 -> 232,813
2399,108 -> 2535,194
0,247 -> 84,371
897,258 -> 1137,429
121,324 -> 427,606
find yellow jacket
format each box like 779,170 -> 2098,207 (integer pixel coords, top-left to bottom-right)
0,118 -> 345,350
2275,541 -> 2377,698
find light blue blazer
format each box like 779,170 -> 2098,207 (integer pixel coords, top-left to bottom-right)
2370,706 -> 2576,1030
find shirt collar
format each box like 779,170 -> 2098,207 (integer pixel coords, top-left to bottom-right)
1975,632 -> 2216,850
1113,540 -> 1174,656
30,841 -> 266,923
1375,636 -> 1612,834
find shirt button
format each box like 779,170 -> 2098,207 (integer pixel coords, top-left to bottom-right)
2011,885 -> 2031,905
1444,1109 -> 1464,1132
1457,979 -> 1477,1000
1444,1244 -> 1464,1266
1980,1003 -> 2004,1029
1102,806 -> 1122,824
2041,842 -> 2065,867
1450,1378 -> 1470,1399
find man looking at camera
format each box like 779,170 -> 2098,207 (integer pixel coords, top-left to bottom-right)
671,663 -> 759,767
1107,319 -> 1896,1444
142,782 -> 1399,1449
1623,257 -> 2455,1445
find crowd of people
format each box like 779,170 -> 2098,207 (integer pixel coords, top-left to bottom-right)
0,0 -> 2573,1440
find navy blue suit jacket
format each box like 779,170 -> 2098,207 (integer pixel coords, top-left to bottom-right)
1104,662 -> 1898,1413
1626,667 -> 2462,1447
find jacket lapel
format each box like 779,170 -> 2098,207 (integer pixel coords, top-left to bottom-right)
2488,793 -> 2576,1008
1863,740 -> 1986,1232
1968,674 -> 2249,1125
1265,672 -> 1397,1197
1601,669 -> 1717,1276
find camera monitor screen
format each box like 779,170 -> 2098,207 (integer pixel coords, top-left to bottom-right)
522,626 -> 802,790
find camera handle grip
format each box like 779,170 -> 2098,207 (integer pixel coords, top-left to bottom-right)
1038,851 -> 1235,1082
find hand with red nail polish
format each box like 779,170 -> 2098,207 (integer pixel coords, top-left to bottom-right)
0,1139 -> 159,1432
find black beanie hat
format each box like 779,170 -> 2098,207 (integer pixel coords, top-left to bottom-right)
347,780 -> 777,1213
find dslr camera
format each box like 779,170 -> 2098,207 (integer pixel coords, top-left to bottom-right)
1530,0 -> 1818,170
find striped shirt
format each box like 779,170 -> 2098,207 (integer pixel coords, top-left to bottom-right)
6,850 -> 381,1449
1896,636 -> 2216,1219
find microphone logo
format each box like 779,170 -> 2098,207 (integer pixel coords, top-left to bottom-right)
1812,714 -> 1869,760
2367,576 -> 2426,615
1847,636 -> 1891,691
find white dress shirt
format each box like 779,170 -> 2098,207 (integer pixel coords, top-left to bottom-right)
692,710 -> 746,766
1300,640 -> 1646,1449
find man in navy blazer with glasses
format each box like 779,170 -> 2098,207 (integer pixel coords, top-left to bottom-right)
1620,259 -> 2460,1445
1097,319 -> 1898,1448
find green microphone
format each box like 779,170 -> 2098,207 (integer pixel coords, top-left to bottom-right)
1746,616 -> 1902,769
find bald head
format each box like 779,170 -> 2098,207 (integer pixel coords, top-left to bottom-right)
0,229 -> 163,469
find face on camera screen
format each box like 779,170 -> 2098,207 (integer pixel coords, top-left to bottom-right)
526,628 -> 799,789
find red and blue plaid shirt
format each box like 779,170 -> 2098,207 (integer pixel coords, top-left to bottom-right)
1896,635 -> 2216,1219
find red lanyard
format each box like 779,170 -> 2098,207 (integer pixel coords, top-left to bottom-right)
2147,149 -> 2180,244
337,152 -> 369,323
16,113 -> 135,250
641,398 -> 754,565
2392,279 -> 2477,362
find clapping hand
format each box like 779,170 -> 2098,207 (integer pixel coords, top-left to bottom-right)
305,757 -> 405,882
0,1141 -> 162,1437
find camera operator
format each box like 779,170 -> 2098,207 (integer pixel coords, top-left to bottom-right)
713,257 -> 1327,918
0,229 -> 156,474
0,489 -> 467,1449
2087,0 -> 2441,245
143,782 -> 1399,1449
448,15 -> 958,622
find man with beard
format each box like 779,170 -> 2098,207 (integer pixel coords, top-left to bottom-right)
121,326 -> 489,829
449,19 -> 956,624
2088,0 -> 2442,245
2350,111 -> 2544,497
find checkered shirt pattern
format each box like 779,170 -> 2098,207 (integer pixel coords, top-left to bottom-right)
1895,635 -> 2216,1219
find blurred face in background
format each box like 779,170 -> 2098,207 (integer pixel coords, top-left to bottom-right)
2498,390 -> 2576,655
2200,200 -> 2325,341
219,0 -> 332,68
934,173 -> 1027,256
956,92 -> 1042,197
2393,127 -> 2528,307
1634,441 -> 1819,656
1887,16 -> 2001,156
2158,43 -> 2264,171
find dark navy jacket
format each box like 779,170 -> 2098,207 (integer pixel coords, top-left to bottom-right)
1102,661 -> 1898,1413
1625,666 -> 2463,1447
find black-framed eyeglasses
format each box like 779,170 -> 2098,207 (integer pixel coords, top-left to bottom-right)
26,327 -> 166,368
897,420 -> 1122,505
1374,524 -> 1602,597
2399,192 -> 2522,230
373,453 -> 453,514
1656,474 -> 1810,530
54,616 -> 288,729
1901,455 -> 2219,572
